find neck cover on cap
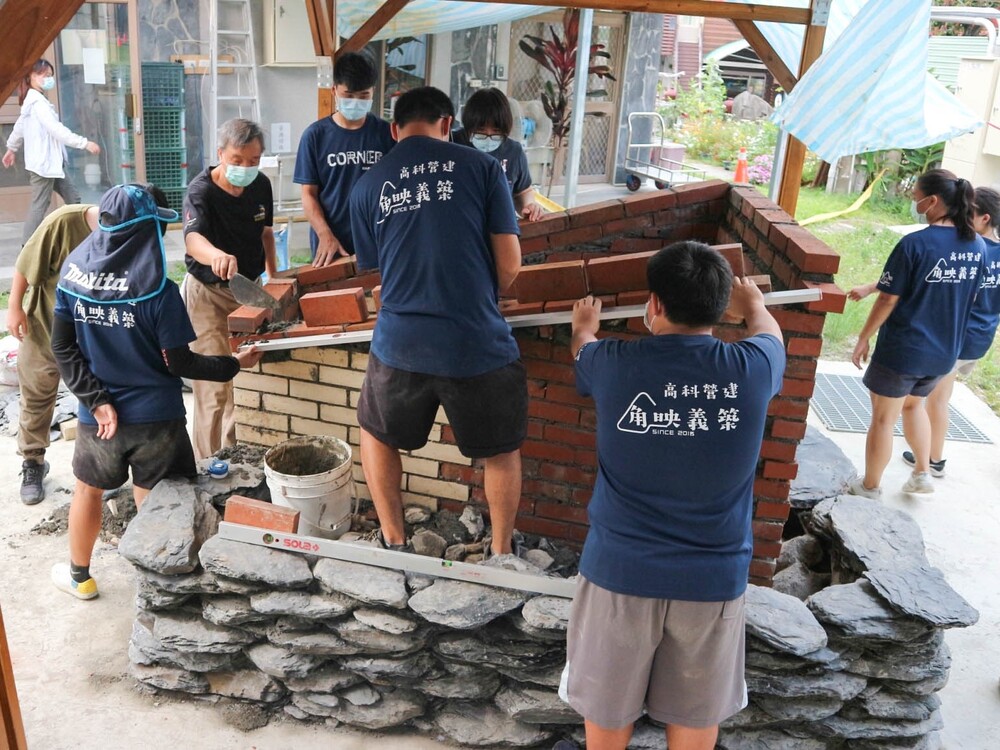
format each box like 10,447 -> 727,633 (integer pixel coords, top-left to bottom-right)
57,184 -> 179,304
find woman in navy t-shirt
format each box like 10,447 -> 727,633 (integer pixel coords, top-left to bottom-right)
849,170 -> 985,499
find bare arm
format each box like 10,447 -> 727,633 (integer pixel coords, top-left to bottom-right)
301,183 -> 345,266
514,188 -> 544,222
852,291 -> 899,368
184,231 -> 238,281
491,233 -> 521,294
6,270 -> 29,339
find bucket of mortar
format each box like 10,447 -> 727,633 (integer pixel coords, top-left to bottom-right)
263,436 -> 356,539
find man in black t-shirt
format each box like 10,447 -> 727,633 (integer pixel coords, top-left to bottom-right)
182,118 -> 276,459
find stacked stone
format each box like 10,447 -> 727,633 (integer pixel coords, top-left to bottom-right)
718,494 -> 978,750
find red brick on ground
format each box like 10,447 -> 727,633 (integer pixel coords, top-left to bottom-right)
224,495 -> 300,533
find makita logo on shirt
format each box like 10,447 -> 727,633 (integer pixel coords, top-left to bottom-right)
326,150 -> 384,168
64,262 -> 129,292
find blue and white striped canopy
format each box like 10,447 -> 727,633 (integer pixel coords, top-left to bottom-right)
765,0 -> 981,161
337,1 -> 547,41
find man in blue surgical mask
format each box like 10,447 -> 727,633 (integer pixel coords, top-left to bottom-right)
182,118 -> 276,460
294,52 -> 395,267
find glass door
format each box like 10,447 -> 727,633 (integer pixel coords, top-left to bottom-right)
52,0 -> 143,203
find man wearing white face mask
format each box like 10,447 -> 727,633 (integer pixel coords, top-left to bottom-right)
294,52 -> 394,267
182,118 -> 276,459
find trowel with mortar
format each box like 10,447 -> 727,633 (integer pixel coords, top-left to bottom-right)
229,273 -> 281,312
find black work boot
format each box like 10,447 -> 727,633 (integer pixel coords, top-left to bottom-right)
20,459 -> 49,505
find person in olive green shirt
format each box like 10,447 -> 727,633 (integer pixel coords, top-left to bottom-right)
7,203 -> 99,504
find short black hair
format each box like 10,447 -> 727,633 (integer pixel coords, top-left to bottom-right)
462,87 -> 513,136
647,241 -> 733,327
334,52 -> 378,91
974,186 -> 1000,231
393,86 -> 455,128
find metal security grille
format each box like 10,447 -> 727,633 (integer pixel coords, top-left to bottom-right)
811,374 -> 992,444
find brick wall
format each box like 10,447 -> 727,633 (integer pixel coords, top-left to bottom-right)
232,180 -> 845,586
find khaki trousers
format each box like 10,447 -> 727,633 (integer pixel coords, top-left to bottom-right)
182,275 -> 240,460
17,322 -> 60,460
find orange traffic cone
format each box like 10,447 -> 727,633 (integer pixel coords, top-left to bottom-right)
734,147 -> 749,183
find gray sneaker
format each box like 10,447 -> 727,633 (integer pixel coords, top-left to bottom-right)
901,471 -> 934,494
847,475 -> 882,500
20,459 -> 49,505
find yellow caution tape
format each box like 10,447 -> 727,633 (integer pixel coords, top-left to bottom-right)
798,169 -> 886,227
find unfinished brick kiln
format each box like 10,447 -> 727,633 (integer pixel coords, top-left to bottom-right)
227,180 -> 845,586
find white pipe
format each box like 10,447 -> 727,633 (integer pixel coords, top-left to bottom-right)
564,9 -> 594,209
929,15 -> 996,54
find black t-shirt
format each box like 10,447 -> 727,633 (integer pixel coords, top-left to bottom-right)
182,167 -> 274,284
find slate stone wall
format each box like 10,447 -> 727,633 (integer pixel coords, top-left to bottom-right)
120,462 -> 976,748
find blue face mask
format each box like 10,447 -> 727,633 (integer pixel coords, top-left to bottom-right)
225,163 -> 258,188
337,97 -> 373,122
40,76 -> 56,91
471,133 -> 504,153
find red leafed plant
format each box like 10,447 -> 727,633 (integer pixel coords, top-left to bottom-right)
519,9 -> 615,191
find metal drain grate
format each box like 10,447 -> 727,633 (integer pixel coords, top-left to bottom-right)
811,373 -> 993,444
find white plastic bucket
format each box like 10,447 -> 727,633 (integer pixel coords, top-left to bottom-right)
263,436 -> 356,539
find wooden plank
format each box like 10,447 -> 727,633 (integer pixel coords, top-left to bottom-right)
335,0 -> 411,60
0,605 -> 27,750
777,4 -> 827,215
305,0 -> 332,56
461,0 -> 811,24
0,0 -> 87,101
733,18 -> 797,93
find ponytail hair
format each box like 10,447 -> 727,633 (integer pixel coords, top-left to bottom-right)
916,168 -> 976,242
974,187 -> 1000,237
18,59 -> 54,105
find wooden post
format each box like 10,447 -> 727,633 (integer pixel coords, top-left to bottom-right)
0,606 -> 27,750
776,4 -> 827,216
306,0 -> 337,119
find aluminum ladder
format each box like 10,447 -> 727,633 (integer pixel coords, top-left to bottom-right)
208,0 -> 261,161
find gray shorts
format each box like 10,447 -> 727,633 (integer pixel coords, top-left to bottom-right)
561,576 -> 747,729
953,358 -> 978,377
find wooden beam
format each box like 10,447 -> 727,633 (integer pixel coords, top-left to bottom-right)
0,606 -> 27,750
305,0 -> 335,56
733,19 -> 796,94
462,0 -> 810,24
0,0 -> 87,100
335,0 -> 410,60
777,7 -> 827,216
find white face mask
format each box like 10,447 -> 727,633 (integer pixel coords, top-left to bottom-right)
643,299 -> 655,333
910,197 -> 929,224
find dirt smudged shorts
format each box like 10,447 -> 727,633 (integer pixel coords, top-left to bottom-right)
73,418 -> 197,490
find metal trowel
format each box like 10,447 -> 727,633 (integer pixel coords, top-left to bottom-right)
230,273 -> 280,311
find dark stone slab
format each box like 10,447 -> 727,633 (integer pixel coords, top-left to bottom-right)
432,703 -> 551,747
407,578 -> 525,629
826,496 -> 928,572
744,584 -> 827,656
745,667 -> 868,701
199,535 -> 313,589
776,534 -> 824,572
494,684 -> 582,724
773,561 -> 829,601
865,565 -> 979,628
789,426 -> 857,509
756,695 -> 842,722
807,580 -> 934,642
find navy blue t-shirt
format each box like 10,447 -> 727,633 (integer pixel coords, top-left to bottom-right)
452,129 -> 532,196
350,136 -> 521,378
53,283 -> 196,425
959,236 -> 1000,360
575,333 -> 786,602
294,114 -> 394,255
872,225 -> 986,376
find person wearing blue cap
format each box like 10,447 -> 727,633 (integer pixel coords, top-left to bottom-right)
49,183 -> 263,600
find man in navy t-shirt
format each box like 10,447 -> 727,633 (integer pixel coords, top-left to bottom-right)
561,242 -> 785,750
295,52 -> 394,266
50,184 -> 262,601
350,86 -> 526,558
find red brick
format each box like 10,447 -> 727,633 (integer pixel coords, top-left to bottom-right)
749,559 -> 776,580
515,515 -> 574,540
755,500 -> 790,521
770,254 -> 798,289
543,424 -> 597,449
784,356 -> 818,380
585,251 -> 655,294
770,309 -> 826,335
527,399 -> 580,424
781,377 -> 816,399
319,270 -> 382,292
536,501 -> 589,524
500,299 -> 545,316
766,397 -> 810,420
771,225 -> 840,274
543,299 -> 578,313
603,214 -> 653,235
523,479 -> 573,503
345,319 -> 377,331
621,190 -> 677,216
714,243 -> 745,277
745,274 -> 773,294
545,384 -> 592,407
520,440 -> 576,464
763,461 -> 799,480
224,495 -> 299,533
671,179 -> 730,205
753,208 -> 795,234
786,336 -> 823,357
227,305 -> 272,333
617,290 -> 649,306
771,419 -> 807,440
525,359 -> 577,385
538,463 -> 595,486
753,538 -> 782,559
519,212 -> 568,239
800,280 -> 847,314
370,284 -> 382,311
295,256 -> 357,285
609,237 -> 664,254
567,199 -> 625,229
514,260 -> 588,303
753,519 -> 785,542
547,225 -> 604,249
519,236 -> 549,254
574,448 -> 598,467
516,337 -> 553,360
440,463 -> 484,485
760,439 -> 798,463
299,288 -> 368,327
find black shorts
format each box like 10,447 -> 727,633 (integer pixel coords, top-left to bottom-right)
863,361 -> 943,399
73,418 -> 197,490
357,354 -> 528,459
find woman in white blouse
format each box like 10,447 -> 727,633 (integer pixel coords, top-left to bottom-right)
2,59 -> 101,244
